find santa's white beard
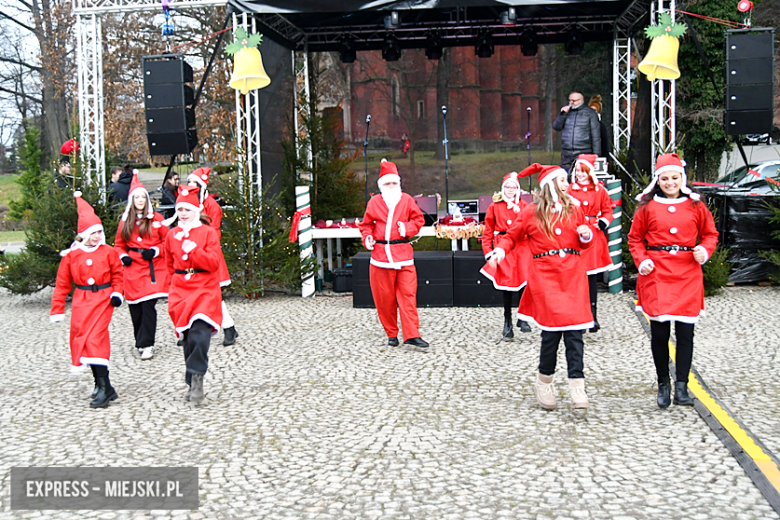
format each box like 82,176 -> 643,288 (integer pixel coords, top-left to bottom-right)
380,185 -> 402,207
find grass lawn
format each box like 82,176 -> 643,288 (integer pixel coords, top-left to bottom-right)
0,174 -> 21,208
0,230 -> 26,243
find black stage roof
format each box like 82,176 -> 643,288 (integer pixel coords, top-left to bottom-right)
228,0 -> 651,52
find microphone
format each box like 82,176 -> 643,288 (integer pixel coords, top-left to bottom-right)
366,114 -> 371,123
441,105 -> 447,116
527,107 -> 532,112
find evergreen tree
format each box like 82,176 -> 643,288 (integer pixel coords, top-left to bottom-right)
0,160 -> 120,294
7,124 -> 45,220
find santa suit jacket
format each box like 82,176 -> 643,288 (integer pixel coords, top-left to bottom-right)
115,212 -> 170,303
50,243 -> 124,368
480,199 -> 530,291
201,195 -> 231,287
567,181 -> 614,275
496,204 -> 594,331
628,195 -> 718,323
359,193 -> 425,269
164,222 -> 224,337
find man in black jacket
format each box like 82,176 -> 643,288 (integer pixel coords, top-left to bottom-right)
553,92 -> 602,178
109,165 -> 132,204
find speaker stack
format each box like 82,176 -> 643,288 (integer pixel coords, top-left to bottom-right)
724,28 -> 774,136
143,55 -> 198,156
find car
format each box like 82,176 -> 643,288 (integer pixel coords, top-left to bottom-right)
741,134 -> 772,146
692,160 -> 780,195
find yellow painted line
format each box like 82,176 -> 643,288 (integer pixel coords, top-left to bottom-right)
635,303 -> 780,493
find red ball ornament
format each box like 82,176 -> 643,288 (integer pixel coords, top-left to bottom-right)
737,0 -> 753,12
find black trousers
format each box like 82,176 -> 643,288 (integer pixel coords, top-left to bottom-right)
539,330 -> 585,379
588,274 -> 598,314
502,286 -> 525,320
128,299 -> 158,348
650,320 -> 695,383
182,320 -> 212,384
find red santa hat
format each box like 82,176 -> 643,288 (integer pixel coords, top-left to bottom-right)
187,167 -> 211,201
519,163 -> 568,212
175,185 -> 203,214
61,138 -> 79,156
573,154 -> 600,190
377,159 -> 400,188
500,171 -> 521,204
636,153 -> 700,201
60,191 -> 105,256
121,171 -> 154,221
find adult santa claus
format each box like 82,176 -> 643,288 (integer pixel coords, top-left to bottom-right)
358,159 -> 429,348
51,192 -> 124,408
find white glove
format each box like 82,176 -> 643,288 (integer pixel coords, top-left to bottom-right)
365,236 -> 375,251
50,314 -> 65,323
397,221 -> 406,237
638,259 -> 655,276
182,240 -> 197,253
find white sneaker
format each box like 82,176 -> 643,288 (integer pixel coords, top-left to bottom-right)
140,347 -> 154,360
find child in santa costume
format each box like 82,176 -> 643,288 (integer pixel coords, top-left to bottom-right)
358,159 -> 429,348
185,167 -> 239,347
567,154 -> 615,332
487,163 -> 594,410
50,192 -> 124,408
164,186 -> 224,403
628,153 -> 718,409
479,171 -> 532,339
115,171 -> 170,360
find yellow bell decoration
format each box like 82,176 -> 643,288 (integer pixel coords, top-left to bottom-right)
638,34 -> 681,81
230,47 -> 271,95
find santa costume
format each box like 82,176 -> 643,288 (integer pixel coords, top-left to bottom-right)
186,167 -> 239,347
358,159 -> 429,348
50,192 -> 124,408
567,154 -> 615,332
115,172 -> 170,360
628,153 -> 718,408
488,163 -> 594,410
479,171 -> 532,338
164,186 -> 224,403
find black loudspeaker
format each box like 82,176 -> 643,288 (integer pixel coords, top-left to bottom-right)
351,251 -> 453,308
143,55 -> 198,156
724,29 -> 774,136
453,251 -> 520,307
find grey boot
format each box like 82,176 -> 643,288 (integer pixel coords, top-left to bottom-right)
190,374 -> 205,403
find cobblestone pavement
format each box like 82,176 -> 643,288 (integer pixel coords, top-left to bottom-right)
0,286 -> 778,520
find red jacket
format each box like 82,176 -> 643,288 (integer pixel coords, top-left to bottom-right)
496,204 -> 594,331
164,222 -> 224,337
628,196 -> 718,323
201,195 -> 230,286
480,199 -> 529,291
359,193 -> 425,269
50,244 -> 124,368
115,212 -> 170,303
567,181 -> 614,275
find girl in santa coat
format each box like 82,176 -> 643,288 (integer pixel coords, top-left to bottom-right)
164,186 -> 224,403
479,172 -> 532,339
567,154 -> 615,332
115,172 -> 169,361
185,168 -> 239,347
358,159 -> 429,348
487,163 -> 594,410
50,192 -> 124,408
628,153 -> 718,409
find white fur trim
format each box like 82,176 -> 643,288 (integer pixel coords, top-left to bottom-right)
652,195 -> 688,205
517,312 -> 593,332
599,217 -> 610,228
70,363 -> 88,373
78,223 -> 104,240
398,221 -> 406,237
579,230 -> 593,243
369,258 -> 414,269
637,305 -> 703,324
125,293 -> 168,304
585,263 -> 613,275
174,313 -> 221,338
73,191 -> 82,198
151,246 -> 160,258
491,248 -> 506,262
655,164 -> 686,176
694,245 -> 709,264
479,268 -> 526,291
50,314 -> 65,323
176,201 -> 201,214
110,292 -> 124,304
638,259 -> 654,275
377,173 -> 401,187
79,357 -> 109,367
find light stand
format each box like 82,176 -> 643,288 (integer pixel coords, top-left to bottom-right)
363,114 -> 371,202
525,106 -> 532,192
442,105 -> 450,211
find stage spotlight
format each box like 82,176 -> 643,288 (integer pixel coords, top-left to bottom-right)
565,31 -> 584,55
339,35 -> 356,64
500,7 -> 517,25
475,32 -> 494,58
384,11 -> 400,30
520,29 -> 538,56
382,35 -> 401,62
425,32 -> 443,60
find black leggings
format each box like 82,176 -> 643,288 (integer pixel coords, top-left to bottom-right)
128,299 -> 158,348
588,274 -> 598,309
502,286 -> 525,319
650,320 -> 695,383
539,330 -> 585,379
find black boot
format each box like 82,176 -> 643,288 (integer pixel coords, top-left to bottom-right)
387,337 -> 399,347
503,317 -> 514,340
589,303 -> 600,332
89,375 -> 118,408
518,320 -> 532,333
674,381 -> 694,406
657,380 -> 671,409
90,384 -> 99,399
223,326 -> 238,346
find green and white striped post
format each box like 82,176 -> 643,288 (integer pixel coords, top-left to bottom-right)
296,186 -> 315,298
606,178 -> 623,293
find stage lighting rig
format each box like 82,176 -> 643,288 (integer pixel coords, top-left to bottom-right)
383,34 -> 401,62
500,7 -> 517,25
565,30 -> 584,55
339,35 -> 356,63
384,11 -> 400,30
475,31 -> 494,58
425,32 -> 443,60
520,29 -> 538,56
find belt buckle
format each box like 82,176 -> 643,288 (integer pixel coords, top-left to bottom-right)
184,268 -> 196,280
669,245 -> 679,255
90,285 -> 99,292
559,249 -> 566,258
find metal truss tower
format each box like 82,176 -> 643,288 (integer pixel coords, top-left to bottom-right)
650,0 -> 677,169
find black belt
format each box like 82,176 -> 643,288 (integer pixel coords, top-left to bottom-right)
75,282 -> 111,292
647,245 -> 695,251
494,231 -> 507,235
533,248 -> 580,259
127,248 -> 156,284
375,238 -> 410,244
174,269 -> 207,275
585,214 -> 599,218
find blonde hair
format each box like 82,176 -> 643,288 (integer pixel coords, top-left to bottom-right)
588,94 -> 602,113
534,181 -> 575,240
